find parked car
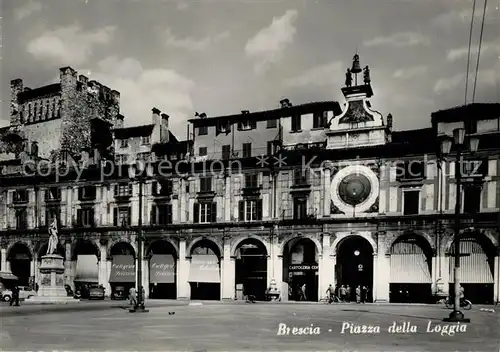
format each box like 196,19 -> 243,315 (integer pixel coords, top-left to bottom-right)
2,286 -> 36,302
88,284 -> 105,300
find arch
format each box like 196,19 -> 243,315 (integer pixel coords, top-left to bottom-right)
444,229 -> 497,255
6,241 -> 33,260
332,232 -> 376,254
110,241 -> 136,258
37,242 -> 66,259
187,237 -> 223,258
279,234 -> 322,257
146,239 -> 179,258
387,232 -> 434,256
107,238 -> 137,259
72,239 -> 100,261
231,235 -> 270,257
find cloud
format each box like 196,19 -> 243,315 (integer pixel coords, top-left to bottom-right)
363,32 -> 430,47
447,42 -> 500,62
26,25 -> 116,66
433,5 -> 496,29
83,57 -> 195,135
283,61 -> 344,87
434,68 -> 499,94
393,65 -> 428,79
245,9 -> 298,74
165,29 -> 229,51
14,1 -> 42,20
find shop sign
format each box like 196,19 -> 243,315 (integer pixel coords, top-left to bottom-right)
150,255 -> 175,283
288,264 -> 319,271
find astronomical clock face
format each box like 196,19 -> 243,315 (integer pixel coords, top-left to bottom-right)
330,165 -> 379,214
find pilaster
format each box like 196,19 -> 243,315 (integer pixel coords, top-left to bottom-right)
494,255 -> 499,304
64,241 -> 73,289
176,237 -> 190,299
319,233 -> 334,300
1,247 -> 7,272
374,247 -> 390,302
221,237 -> 235,300
98,242 -> 110,296
323,167 -> 331,217
224,172 -> 231,221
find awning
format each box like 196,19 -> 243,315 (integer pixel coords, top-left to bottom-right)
449,254 -> 493,283
188,254 -> 220,283
150,254 -> 176,284
0,272 -> 19,281
390,254 -> 432,283
75,255 -> 98,282
109,255 -> 136,283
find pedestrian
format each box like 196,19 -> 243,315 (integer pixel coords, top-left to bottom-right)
339,285 -> 346,302
301,283 -> 307,301
345,286 -> 351,302
129,286 -> 137,307
363,286 -> 369,303
355,285 -> 361,304
10,285 -> 20,306
326,284 -> 334,303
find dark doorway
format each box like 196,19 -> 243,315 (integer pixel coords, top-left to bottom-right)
283,238 -> 319,302
235,239 -> 268,301
148,240 -> 177,299
7,243 -> 32,286
72,240 -> 100,291
189,239 -> 221,300
336,236 -> 373,302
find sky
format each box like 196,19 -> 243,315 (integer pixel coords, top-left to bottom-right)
1,0 -> 499,138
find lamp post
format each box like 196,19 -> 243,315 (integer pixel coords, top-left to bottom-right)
128,162 -> 150,313
439,128 -> 479,322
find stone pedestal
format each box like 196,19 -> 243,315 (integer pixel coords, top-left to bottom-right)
26,254 -> 79,304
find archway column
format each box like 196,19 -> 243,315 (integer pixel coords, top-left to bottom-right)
319,233 -> 333,300
176,238 -> 190,299
494,255 -> 499,304
431,255 -> 438,294
98,242 -> 111,296
221,238 -> 234,300
268,234 -> 281,292
1,247 -> 7,272
374,239 -> 389,302
439,253 -> 450,296
64,242 -> 73,289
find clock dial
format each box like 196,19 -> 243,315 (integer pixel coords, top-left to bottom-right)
337,173 -> 371,206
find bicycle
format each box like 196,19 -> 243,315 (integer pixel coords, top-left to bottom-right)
444,297 -> 472,310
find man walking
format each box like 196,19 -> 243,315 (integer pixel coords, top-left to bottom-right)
129,287 -> 137,307
326,284 -> 334,303
355,285 -> 361,304
339,285 -> 346,302
10,286 -> 20,306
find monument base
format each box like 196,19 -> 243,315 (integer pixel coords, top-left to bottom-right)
27,254 -> 80,304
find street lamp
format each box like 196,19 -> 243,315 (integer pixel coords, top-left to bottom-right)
439,127 -> 479,323
128,161 -> 152,313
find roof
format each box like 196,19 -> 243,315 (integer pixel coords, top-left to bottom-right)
113,124 -> 154,139
17,84 -> 61,103
188,101 -> 343,126
431,103 -> 500,125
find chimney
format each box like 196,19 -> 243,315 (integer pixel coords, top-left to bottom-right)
152,107 -> 161,125
387,113 -> 393,131
160,113 -> 170,143
115,114 -> 124,129
241,110 -> 250,115
280,98 -> 291,108
23,87 -> 31,92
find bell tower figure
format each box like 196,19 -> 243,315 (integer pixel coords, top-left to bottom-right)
345,68 -> 352,87
351,54 -> 362,85
363,66 -> 371,85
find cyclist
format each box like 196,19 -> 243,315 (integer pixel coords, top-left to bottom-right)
459,284 -> 465,304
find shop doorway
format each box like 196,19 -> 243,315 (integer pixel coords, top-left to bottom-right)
336,236 -> 373,302
7,243 -> 32,286
147,240 -> 177,299
72,240 -> 100,294
283,238 -> 319,302
234,238 -> 268,301
109,242 -> 136,299
189,239 -> 221,300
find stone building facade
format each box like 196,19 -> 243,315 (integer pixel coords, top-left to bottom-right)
0,58 -> 499,304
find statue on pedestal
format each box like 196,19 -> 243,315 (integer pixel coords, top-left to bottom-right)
46,218 -> 59,255
363,66 -> 371,85
345,68 -> 352,87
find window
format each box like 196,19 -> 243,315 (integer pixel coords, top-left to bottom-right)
267,141 -> 274,156
45,207 -> 60,227
152,180 -> 173,196
293,198 -> 307,220
242,143 -> 252,158
244,173 -> 258,188
15,209 -> 28,229
465,119 -> 477,134
77,207 -> 95,227
45,187 -> 61,202
293,168 -> 309,186
151,204 -> 173,225
239,199 -> 263,221
291,114 -> 301,132
462,158 -> 488,178
217,120 -> 230,134
198,126 -> 208,135
141,136 -> 150,145
13,190 -> 29,203
403,190 -> 420,215
397,161 -> 425,181
237,120 -> 257,131
267,119 -> 277,128
115,154 -> 127,164
137,152 -> 151,161
114,183 -> 132,197
200,177 -> 212,192
313,111 -> 328,128
222,145 -> 231,160
120,139 -> 128,148
199,147 -> 207,156
193,202 -> 216,223
113,206 -> 131,226
78,186 -> 96,201
463,186 -> 481,214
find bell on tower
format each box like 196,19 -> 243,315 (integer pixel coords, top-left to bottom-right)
351,54 -> 362,74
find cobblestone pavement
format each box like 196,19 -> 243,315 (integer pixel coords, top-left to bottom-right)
1,302 -> 499,351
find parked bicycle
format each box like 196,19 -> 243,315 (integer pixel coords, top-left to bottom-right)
444,297 -> 472,310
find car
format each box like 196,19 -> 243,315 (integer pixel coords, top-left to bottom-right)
88,284 -> 105,300
2,286 -> 36,302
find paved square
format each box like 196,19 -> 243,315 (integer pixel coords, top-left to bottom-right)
1,303 -> 499,351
